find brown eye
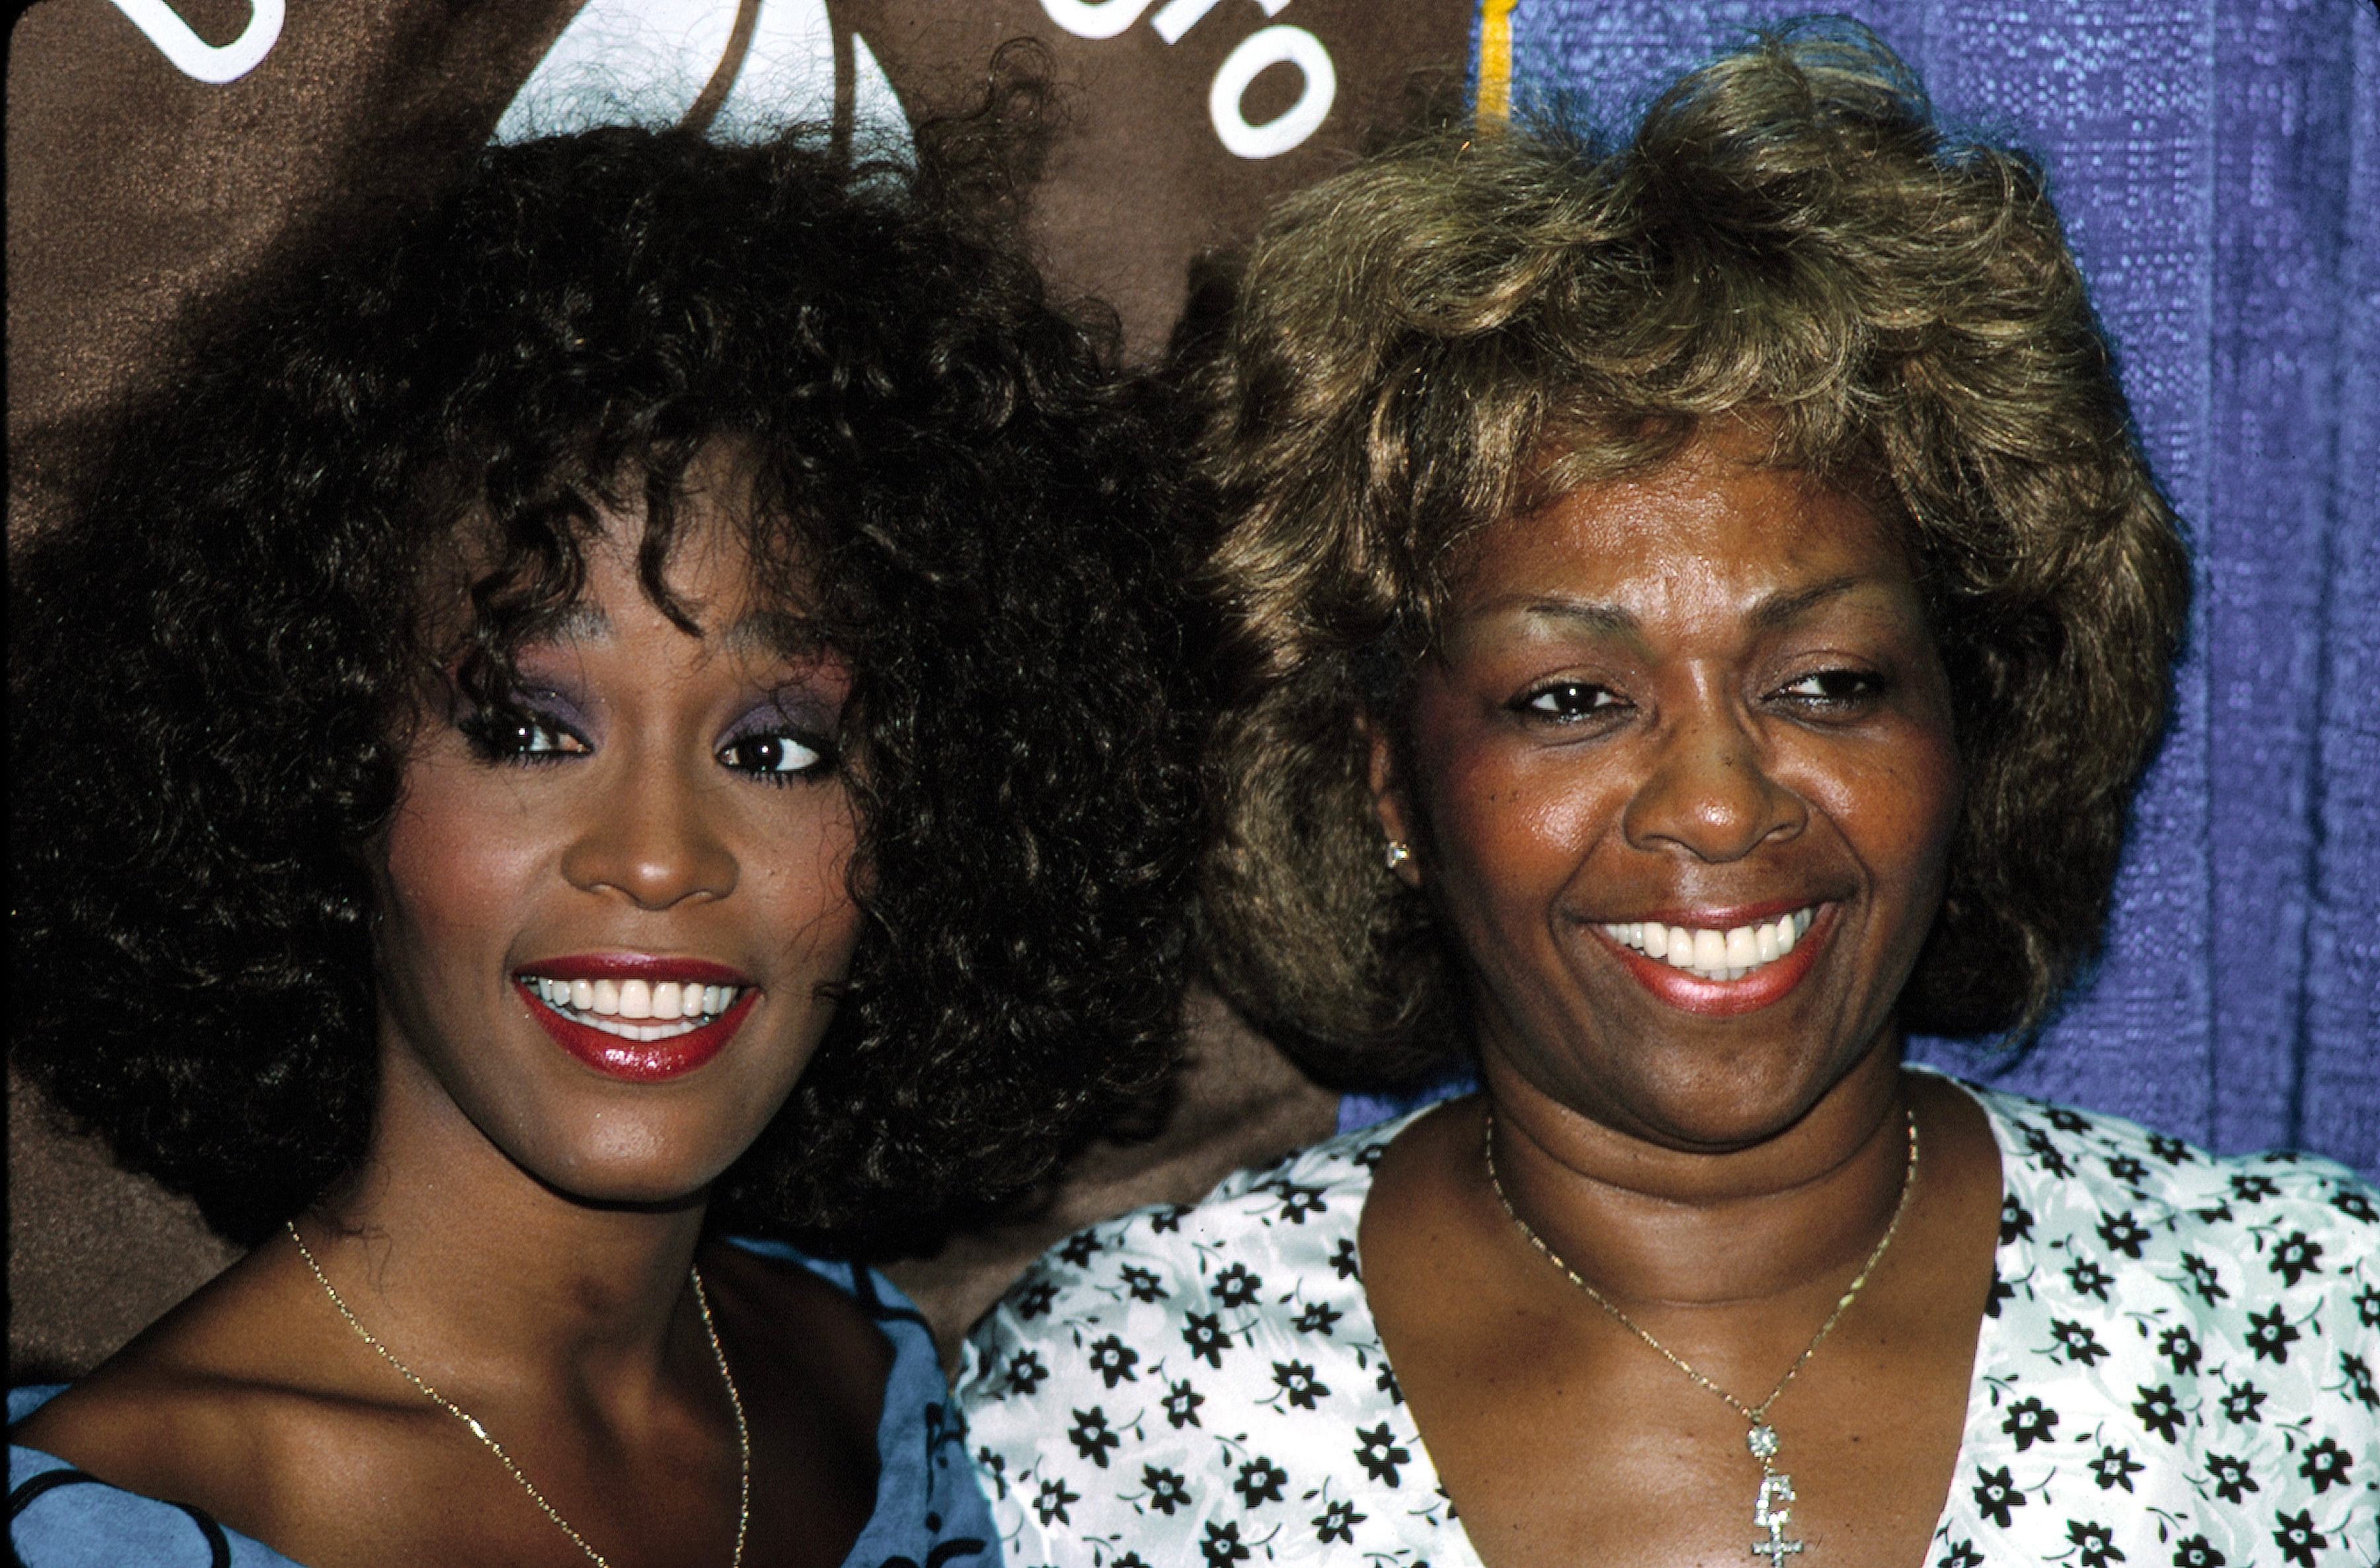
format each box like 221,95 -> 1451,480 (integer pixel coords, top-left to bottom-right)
717,730 -> 833,783
1517,683 -> 1623,721
1778,669 -> 1885,705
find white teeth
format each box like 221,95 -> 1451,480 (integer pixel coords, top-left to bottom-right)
522,975 -> 742,1028
1599,907 -> 1819,983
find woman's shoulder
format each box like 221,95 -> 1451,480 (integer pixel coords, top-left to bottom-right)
961,1109 -> 1417,1364
1956,1075 -> 2379,1241
12,1387 -> 305,1567
954,1113 -> 1450,1566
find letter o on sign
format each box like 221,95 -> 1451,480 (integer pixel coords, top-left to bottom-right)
1209,25 -> 1335,159
1039,0 -> 1158,40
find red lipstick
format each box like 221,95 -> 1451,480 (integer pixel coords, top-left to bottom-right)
1597,904 -> 1835,1017
512,956 -> 756,1082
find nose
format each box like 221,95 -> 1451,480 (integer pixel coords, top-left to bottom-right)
559,758 -> 738,909
1621,694 -> 1805,863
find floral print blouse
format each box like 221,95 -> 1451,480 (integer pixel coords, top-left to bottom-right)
957,1076 -> 2380,1567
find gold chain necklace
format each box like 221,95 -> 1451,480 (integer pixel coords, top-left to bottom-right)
286,1222 -> 750,1568
1483,1107 -> 1918,1565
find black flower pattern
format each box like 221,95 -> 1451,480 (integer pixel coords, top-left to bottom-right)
1066,1407 -> 1121,1468
2231,1173 -> 2281,1203
1033,1476 -> 1079,1526
1270,1360 -> 1329,1409
2131,1384 -> 2186,1443
2295,1434 -> 2352,1493
2088,1445 -> 2144,1492
2053,1319 -> 2112,1366
957,1089 -> 2380,1567
2246,1304 -> 2301,1364
1973,1464 -> 2026,1528
1199,1520 -> 1251,1567
2219,1380 -> 2267,1425
1181,1311 -> 1230,1368
1005,1349 -> 1048,1396
2003,1195 -> 2038,1243
1355,1423 -> 1409,1486
1312,1499 -> 1367,1544
1086,1334 -> 1139,1388
2203,1452 -> 2258,1503
1210,1263 -> 1263,1308
1141,1466 -> 1191,1516
2269,1231 -> 2324,1286
2097,1210 -> 2152,1258
2067,1258 -> 2116,1301
2178,1252 -> 2228,1305
1233,1456 -> 1287,1508
2341,1351 -> 2377,1410
2272,1509 -> 2326,1567
1292,1301 -> 1343,1336
2065,1518 -> 2123,1567
1056,1230 -> 1105,1268
1161,1378 -> 1205,1429
2003,1395 -> 2061,1450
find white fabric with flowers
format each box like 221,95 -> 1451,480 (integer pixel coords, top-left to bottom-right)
957,1075 -> 2380,1567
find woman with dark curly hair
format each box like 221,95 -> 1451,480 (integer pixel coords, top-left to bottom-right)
961,25 -> 2377,1567
9,122 -> 1199,1567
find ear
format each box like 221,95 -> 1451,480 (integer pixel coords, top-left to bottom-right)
1358,712 -> 1423,889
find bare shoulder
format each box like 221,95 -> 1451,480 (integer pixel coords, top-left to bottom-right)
11,1243 -> 405,1528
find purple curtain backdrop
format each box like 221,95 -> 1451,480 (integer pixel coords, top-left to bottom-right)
1345,1 -> 2379,1180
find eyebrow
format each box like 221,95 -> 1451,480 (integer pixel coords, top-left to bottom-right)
1749,574 -> 1866,629
1503,574 -> 1870,634
534,604 -> 816,656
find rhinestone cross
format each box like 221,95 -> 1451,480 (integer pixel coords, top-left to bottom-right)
1751,1471 -> 1804,1564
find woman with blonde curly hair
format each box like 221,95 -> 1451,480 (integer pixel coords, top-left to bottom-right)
961,25 -> 2377,1567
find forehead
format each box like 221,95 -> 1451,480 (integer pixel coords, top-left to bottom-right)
1445,436 -> 1915,641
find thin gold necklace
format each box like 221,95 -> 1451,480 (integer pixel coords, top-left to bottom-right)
286,1221 -> 750,1568
1483,1107 -> 1919,1565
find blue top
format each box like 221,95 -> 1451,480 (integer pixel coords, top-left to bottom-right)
9,1242 -> 998,1568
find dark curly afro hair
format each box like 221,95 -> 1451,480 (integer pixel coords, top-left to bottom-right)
11,124 -> 1204,1251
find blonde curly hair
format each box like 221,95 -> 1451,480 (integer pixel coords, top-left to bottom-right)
1195,22 -> 2190,1087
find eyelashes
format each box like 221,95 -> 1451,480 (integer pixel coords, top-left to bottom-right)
457,705 -> 588,764
455,698 -> 841,783
1509,668 -> 1889,725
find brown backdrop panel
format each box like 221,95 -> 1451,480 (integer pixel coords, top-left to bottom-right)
7,0 -> 1472,1380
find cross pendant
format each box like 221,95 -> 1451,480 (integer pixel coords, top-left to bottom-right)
1751,1472 -> 1804,1564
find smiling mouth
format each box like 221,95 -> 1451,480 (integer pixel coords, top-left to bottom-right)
520,975 -> 747,1042
1600,907 -> 1817,983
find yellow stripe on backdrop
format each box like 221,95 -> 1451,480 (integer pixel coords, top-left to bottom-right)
1476,0 -> 1517,124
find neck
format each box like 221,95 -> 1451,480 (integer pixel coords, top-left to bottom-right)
297,1049 -> 713,1401
1478,1046 -> 1913,1310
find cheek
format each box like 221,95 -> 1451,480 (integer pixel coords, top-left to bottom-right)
1406,703 -> 1607,911
373,765 -> 553,978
